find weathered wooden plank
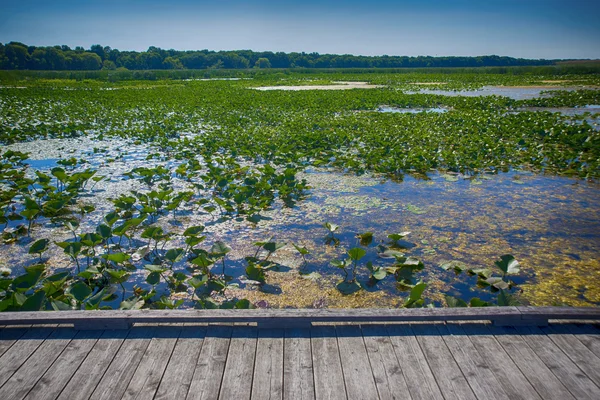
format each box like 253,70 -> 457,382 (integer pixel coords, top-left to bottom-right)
488,325 -> 575,400
154,326 -> 207,400
361,325 -> 410,400
0,327 -> 76,400
24,330 -> 102,400
516,326 -> 600,400
459,323 -> 542,400
186,325 -> 232,400
386,324 -> 443,400
311,325 -> 346,400
0,326 -> 55,388
411,323 -> 477,400
0,307 -> 524,328
565,324 -> 600,358
88,327 -> 155,400
518,307 -> 600,320
541,324 -> 600,387
335,325 -> 378,400
251,328 -> 284,400
57,329 -> 129,400
218,325 -> 258,400
0,325 -> 29,357
283,328 -> 314,400
121,326 -> 181,400
439,323 -> 511,400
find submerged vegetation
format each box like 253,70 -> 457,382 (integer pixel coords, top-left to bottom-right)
1,69 -> 599,311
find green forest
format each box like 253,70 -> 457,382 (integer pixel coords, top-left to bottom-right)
0,41 -> 556,71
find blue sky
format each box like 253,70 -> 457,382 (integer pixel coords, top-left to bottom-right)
1,0 -> 599,59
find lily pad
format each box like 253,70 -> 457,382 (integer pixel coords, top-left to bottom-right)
336,281 -> 361,295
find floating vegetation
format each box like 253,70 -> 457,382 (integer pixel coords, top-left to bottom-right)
1,71 -> 599,310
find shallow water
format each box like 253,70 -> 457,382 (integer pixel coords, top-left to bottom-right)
2,134 -> 598,308
377,106 -> 448,114
512,105 -> 600,130
406,86 -> 582,100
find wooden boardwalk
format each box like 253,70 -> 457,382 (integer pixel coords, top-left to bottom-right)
1,321 -> 600,400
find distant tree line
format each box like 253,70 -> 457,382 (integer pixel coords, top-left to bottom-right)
0,41 -> 555,71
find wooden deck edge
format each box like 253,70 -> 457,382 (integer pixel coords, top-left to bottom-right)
0,307 -> 598,329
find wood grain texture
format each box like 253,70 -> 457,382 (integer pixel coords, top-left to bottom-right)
25,330 -> 102,400
0,326 -> 29,357
57,329 -> 129,400
439,323 -> 510,400
411,323 -> 477,400
121,326 -> 181,400
386,324 -> 444,400
516,326 -> 600,400
541,324 -> 600,387
251,328 -> 284,400
488,325 -> 576,400
154,326 -> 207,400
336,325 -> 378,400
361,324 -> 411,400
218,325 -> 257,400
186,325 -> 232,400
459,323 -> 542,400
89,327 -> 155,400
283,328 -> 315,400
311,325 -> 346,400
0,327 -> 76,400
0,325 -> 55,388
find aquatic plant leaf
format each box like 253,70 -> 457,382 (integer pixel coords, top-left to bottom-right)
331,259 -> 348,269
336,280 -> 361,295
495,255 -> 521,275
396,256 -> 424,269
372,267 -> 388,281
469,298 -> 491,307
445,295 -> 468,307
357,232 -> 374,246
55,241 -> 82,257
183,225 -> 205,236
378,248 -> 405,259
292,243 -> 310,255
144,264 -> 167,273
188,275 -> 208,288
119,296 -> 144,310
165,248 -> 185,263
323,222 -> 339,233
69,282 -> 92,301
468,268 -> 493,278
107,269 -> 131,284
485,277 -> 510,290
387,232 -> 411,241
28,239 -> 49,255
146,272 -> 160,285
246,264 -> 266,283
440,260 -> 468,274
96,224 -> 112,239
210,241 -> 232,256
263,242 -> 286,253
347,247 -> 366,261
497,290 -> 521,306
20,291 -> 46,311
409,281 -> 427,302
234,299 -> 253,309
102,252 -> 130,264
191,254 -> 214,269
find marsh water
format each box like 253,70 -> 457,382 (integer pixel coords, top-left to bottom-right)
1,77 -> 599,310
3,135 -> 600,308
406,85 -> 581,100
